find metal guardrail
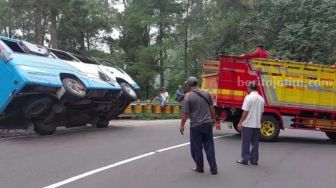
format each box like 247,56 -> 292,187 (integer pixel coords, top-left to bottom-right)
123,102 -> 181,114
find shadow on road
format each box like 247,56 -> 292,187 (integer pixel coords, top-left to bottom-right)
0,125 -> 130,142
215,133 -> 335,145
277,136 -> 335,145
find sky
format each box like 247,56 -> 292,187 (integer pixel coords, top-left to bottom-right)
95,1 -> 125,52
111,1 -> 125,12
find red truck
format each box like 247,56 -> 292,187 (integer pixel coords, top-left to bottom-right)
201,55 -> 336,141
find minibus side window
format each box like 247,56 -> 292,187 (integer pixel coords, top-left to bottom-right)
1,39 -> 25,53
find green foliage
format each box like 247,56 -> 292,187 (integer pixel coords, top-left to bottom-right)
116,0 -> 183,100
241,0 -> 336,63
58,0 -> 114,52
1,0 -> 336,100
132,112 -> 181,120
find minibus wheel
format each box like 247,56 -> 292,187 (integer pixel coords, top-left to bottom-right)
62,78 -> 86,98
120,82 -> 137,101
95,120 -> 109,128
33,120 -> 56,135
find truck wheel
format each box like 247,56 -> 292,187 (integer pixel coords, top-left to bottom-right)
232,118 -> 241,134
325,132 -> 336,142
96,120 -> 109,128
260,115 -> 280,142
62,78 -> 86,98
33,120 -> 56,135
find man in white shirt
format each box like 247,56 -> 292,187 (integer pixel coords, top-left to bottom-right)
162,91 -> 169,103
159,87 -> 169,106
236,82 -> 265,166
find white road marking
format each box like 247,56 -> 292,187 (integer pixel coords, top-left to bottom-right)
156,143 -> 190,153
42,134 -> 233,188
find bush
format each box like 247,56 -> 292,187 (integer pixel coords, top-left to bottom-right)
131,112 -> 181,120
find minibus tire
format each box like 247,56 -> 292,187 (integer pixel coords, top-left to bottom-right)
96,120 -> 109,128
33,120 -> 56,135
120,82 -> 137,101
62,78 -> 86,98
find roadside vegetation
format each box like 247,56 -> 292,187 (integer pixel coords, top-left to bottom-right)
1,0 -> 336,100
131,112 -> 181,120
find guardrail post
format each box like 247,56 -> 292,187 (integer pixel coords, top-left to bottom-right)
134,103 -> 143,114
154,104 -> 162,114
172,104 -> 180,114
164,105 -> 171,114
123,105 -> 132,114
145,103 -> 152,113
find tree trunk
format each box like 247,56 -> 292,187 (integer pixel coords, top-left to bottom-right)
157,0 -> 165,88
50,7 -> 58,48
184,0 -> 190,78
7,0 -> 13,37
158,24 -> 164,87
78,32 -> 86,53
86,33 -> 90,52
34,6 -> 44,45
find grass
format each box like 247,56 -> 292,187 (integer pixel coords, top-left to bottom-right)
131,112 -> 181,120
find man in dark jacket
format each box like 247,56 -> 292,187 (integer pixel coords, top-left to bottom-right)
180,76 -> 218,175
175,85 -> 184,102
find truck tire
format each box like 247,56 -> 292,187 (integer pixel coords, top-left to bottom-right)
62,78 -> 86,98
33,120 -> 56,135
260,115 -> 280,142
232,117 -> 241,134
325,132 -> 336,142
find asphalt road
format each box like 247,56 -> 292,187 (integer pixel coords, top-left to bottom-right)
0,120 -> 335,188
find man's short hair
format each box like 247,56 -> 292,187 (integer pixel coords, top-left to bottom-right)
255,44 -> 264,49
185,76 -> 198,87
248,81 -> 258,91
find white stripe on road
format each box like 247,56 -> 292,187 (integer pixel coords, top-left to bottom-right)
42,135 -> 233,188
43,152 -> 156,188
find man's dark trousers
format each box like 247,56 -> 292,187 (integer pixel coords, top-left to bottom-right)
190,123 -> 217,172
241,127 -> 260,162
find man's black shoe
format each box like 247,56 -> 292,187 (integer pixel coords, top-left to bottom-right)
211,171 -> 218,175
250,161 -> 258,166
192,167 -> 204,173
236,160 -> 248,165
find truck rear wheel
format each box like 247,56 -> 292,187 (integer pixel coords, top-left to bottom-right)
325,132 -> 336,142
260,115 -> 280,142
232,117 -> 241,134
